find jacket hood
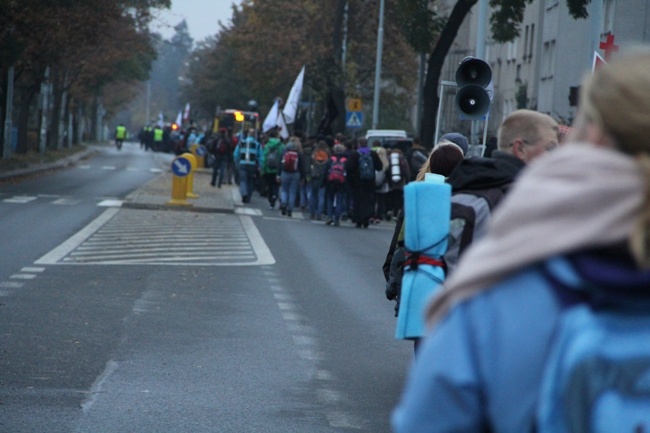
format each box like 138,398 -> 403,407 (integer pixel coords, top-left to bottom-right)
266,138 -> 282,149
447,151 -> 525,192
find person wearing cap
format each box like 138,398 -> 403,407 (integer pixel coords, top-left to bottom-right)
439,132 -> 469,156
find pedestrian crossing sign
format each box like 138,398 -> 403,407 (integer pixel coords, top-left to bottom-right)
346,111 -> 363,129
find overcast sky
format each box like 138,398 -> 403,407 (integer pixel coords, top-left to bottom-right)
151,0 -> 243,43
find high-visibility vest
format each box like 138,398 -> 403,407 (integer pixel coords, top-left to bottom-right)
153,128 -> 163,142
115,125 -> 127,139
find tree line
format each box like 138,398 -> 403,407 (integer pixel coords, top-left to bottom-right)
0,0 -> 170,155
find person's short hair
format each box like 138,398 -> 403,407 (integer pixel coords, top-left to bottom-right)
497,109 -> 558,151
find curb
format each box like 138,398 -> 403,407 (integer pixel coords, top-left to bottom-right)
120,201 -> 236,214
0,146 -> 99,181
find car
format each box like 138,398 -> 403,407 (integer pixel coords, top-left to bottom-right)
365,129 -> 408,148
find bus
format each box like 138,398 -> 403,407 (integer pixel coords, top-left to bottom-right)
213,109 -> 260,139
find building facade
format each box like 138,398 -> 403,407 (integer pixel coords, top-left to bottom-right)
435,0 -> 650,144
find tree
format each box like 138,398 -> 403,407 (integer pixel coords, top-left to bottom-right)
419,0 -> 590,147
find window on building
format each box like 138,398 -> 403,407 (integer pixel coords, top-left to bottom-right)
523,26 -> 529,60
603,0 -> 616,34
529,24 -> 535,62
542,40 -> 556,80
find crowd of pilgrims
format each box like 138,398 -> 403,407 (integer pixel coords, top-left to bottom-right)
203,127 -> 458,228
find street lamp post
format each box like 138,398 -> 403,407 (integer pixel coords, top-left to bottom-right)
372,0 -> 385,129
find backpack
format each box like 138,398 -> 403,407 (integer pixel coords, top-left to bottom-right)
358,151 -> 375,181
444,187 -> 507,275
311,150 -> 329,179
536,257 -> 650,432
265,146 -> 280,170
328,156 -> 347,184
409,149 -> 428,178
240,141 -> 257,163
282,150 -> 299,172
211,137 -> 228,155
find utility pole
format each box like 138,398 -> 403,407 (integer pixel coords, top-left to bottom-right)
3,66 -> 14,159
371,0 -> 385,129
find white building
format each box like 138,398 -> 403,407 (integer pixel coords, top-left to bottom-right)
435,0 -> 650,143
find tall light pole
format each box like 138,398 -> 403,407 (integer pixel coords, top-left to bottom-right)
372,0 -> 385,129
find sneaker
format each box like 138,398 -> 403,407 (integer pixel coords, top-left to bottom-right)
269,204 -> 275,210
287,210 -> 292,217
325,218 -> 333,225
334,220 -> 340,227
281,205 -> 287,216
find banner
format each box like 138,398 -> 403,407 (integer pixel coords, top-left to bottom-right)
282,66 -> 305,124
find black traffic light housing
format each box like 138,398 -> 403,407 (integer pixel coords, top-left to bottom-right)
455,57 -> 492,120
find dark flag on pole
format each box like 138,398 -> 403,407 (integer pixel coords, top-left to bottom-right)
317,92 -> 339,136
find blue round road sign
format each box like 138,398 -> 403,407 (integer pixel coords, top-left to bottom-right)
196,145 -> 207,156
171,156 -> 192,177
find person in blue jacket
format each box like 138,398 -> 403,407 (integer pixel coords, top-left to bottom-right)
233,131 -> 264,203
393,49 -> 650,432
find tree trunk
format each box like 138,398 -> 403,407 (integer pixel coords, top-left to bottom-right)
420,0 -> 477,148
48,72 -> 64,150
15,85 -> 37,154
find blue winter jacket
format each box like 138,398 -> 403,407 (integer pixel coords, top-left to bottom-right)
392,247 -> 650,432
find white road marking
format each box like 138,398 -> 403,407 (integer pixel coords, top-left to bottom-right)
35,208 -> 120,265
3,196 -> 37,203
21,267 -> 44,273
0,281 -> 24,288
52,198 -> 81,205
97,199 -> 123,207
10,274 -> 36,280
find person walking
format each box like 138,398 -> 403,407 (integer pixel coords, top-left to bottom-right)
309,140 -> 330,220
233,133 -> 263,203
347,137 -> 382,228
261,130 -> 284,209
323,144 -> 348,226
209,128 -> 231,188
278,136 -> 305,217
114,123 -> 127,150
372,145 -> 390,224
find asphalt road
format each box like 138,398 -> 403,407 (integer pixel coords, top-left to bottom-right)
0,142 -> 414,432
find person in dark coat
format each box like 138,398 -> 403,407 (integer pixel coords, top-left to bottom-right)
346,137 -> 382,228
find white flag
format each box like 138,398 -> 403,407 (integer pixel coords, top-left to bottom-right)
183,103 -> 190,122
175,110 -> 182,126
282,66 -> 305,124
262,100 -> 280,132
156,111 -> 164,127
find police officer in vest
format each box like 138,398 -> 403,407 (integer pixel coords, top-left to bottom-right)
114,123 -> 127,150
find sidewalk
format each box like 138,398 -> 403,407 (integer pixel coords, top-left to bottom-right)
122,167 -> 239,214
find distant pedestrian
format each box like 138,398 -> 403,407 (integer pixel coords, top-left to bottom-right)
261,129 -> 284,209
347,137 -> 382,228
323,144 -> 348,226
278,136 -> 305,217
309,140 -> 330,220
234,133 -> 263,203
209,128 -> 231,188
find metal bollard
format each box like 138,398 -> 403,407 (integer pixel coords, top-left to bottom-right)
167,154 -> 193,206
182,152 -> 199,199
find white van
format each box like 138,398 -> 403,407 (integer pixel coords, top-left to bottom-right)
365,129 -> 408,147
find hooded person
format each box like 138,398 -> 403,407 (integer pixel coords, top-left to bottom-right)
261,129 -> 284,209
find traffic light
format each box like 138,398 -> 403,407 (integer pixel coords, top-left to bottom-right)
455,57 -> 492,120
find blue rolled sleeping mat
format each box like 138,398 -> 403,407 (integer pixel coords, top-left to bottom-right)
395,173 -> 451,340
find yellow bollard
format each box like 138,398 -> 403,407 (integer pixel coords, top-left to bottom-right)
182,152 -> 199,199
189,143 -> 206,169
167,155 -> 193,206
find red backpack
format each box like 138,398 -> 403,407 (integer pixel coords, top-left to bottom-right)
282,150 -> 299,172
327,156 -> 347,184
